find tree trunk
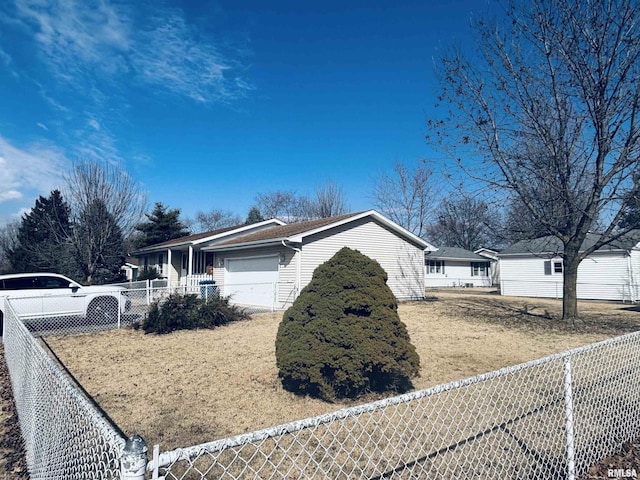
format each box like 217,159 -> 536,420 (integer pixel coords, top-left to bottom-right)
562,256 -> 580,323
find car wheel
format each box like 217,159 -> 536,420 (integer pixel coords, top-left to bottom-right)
87,297 -> 118,324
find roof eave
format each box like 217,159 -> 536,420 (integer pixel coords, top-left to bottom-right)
203,238 -> 290,252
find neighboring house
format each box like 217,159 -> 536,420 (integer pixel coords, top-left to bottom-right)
499,231 -> 640,301
132,219 -> 286,287
424,247 -> 493,288
202,210 -> 434,308
121,257 -> 139,282
474,248 -> 500,286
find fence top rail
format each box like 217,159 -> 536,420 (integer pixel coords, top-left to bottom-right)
149,327 -> 640,470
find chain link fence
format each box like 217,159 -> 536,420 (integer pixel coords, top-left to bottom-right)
3,286 -> 640,479
2,299 -> 127,479
4,281 -> 288,337
148,331 -> 640,480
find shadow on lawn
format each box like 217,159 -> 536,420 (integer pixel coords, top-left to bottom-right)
435,295 -> 640,336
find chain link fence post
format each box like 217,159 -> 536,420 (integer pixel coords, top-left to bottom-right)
121,434 -> 148,480
563,355 -> 576,480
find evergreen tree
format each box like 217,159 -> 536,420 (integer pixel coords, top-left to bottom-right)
276,247 -> 420,401
245,206 -> 264,224
8,190 -> 75,275
135,202 -> 190,248
73,199 -> 126,284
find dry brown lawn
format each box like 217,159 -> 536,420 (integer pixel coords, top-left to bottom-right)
44,290 -> 640,452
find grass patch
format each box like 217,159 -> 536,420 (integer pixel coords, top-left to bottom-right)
45,290 -> 640,451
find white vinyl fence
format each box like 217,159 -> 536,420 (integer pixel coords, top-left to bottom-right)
2,289 -> 640,479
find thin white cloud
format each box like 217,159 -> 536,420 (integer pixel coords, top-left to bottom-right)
11,0 -> 252,104
0,136 -> 70,203
36,122 -> 48,131
88,118 -> 100,131
132,11 -> 252,103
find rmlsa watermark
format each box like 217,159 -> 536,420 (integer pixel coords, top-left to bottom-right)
608,469 -> 638,478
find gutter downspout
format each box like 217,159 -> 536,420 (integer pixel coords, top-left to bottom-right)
282,241 -> 302,301
627,251 -> 636,303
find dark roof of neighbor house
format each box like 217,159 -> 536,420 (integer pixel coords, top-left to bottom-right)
207,210 -> 431,250
124,256 -> 139,267
426,247 -> 491,261
499,230 -> 640,256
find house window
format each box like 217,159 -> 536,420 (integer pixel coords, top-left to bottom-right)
471,262 -> 488,277
544,260 -> 563,275
427,260 -> 444,274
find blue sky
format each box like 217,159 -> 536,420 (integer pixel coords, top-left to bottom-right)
0,0 -> 484,227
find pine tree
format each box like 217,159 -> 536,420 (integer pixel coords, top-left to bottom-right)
8,190 -> 75,275
276,247 -> 420,401
135,202 -> 190,248
245,206 -> 264,224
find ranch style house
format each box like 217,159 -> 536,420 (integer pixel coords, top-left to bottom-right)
133,210 -> 435,309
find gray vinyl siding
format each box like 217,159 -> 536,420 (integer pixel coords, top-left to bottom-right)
500,251 -> 635,301
424,260 -> 492,288
300,217 -> 425,300
211,246 -> 298,309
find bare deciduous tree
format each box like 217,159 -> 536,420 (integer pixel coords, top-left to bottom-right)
427,196 -> 497,251
255,190 -> 300,221
64,160 -> 147,236
193,209 -> 242,233
313,180 -> 349,218
64,160 -> 147,283
0,220 -> 19,273
372,160 -> 438,238
431,0 -> 640,322
256,181 -> 348,222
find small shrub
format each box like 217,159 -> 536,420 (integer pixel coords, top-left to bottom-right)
142,292 -> 249,334
275,247 -> 420,402
138,267 -> 161,281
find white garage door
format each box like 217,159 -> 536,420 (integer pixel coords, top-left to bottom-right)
224,256 -> 279,307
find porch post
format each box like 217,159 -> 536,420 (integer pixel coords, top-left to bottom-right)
188,245 -> 194,277
167,249 -> 172,292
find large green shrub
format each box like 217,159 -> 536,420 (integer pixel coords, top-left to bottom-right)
142,292 -> 248,334
275,247 -> 420,401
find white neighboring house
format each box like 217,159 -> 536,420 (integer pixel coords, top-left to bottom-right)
474,248 -> 500,287
203,210 -> 434,309
121,257 -> 139,282
424,247 -> 494,288
132,219 -> 286,287
499,231 -> 640,301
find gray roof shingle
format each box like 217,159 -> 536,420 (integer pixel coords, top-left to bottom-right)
426,246 -> 490,261
499,230 -> 640,256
